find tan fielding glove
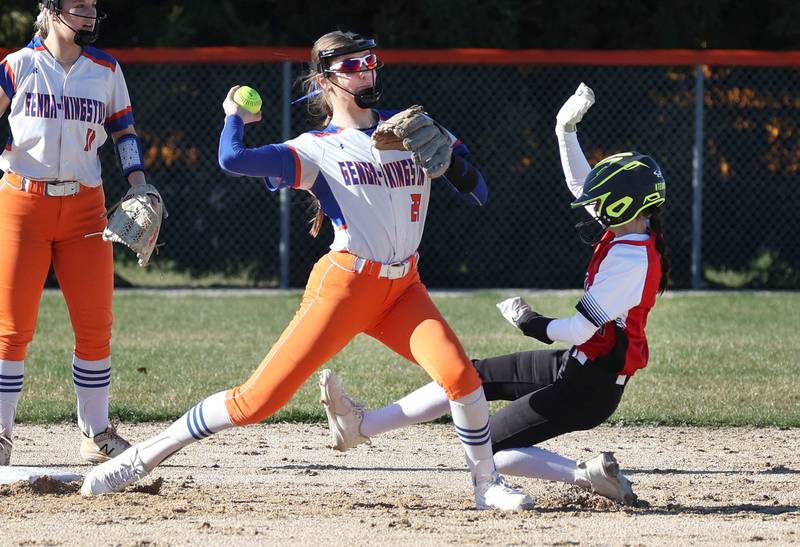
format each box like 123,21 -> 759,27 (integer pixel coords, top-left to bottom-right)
372,105 -> 453,179
103,184 -> 165,267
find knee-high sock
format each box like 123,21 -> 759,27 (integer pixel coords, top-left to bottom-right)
72,355 -> 111,436
0,360 -> 24,438
360,381 -> 450,437
137,391 -> 234,471
450,386 -> 495,483
493,446 -> 578,484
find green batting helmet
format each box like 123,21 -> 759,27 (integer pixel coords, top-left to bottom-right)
571,152 -> 666,227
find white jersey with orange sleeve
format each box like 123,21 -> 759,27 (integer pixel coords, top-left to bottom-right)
0,36 -> 134,187
269,110 -> 467,264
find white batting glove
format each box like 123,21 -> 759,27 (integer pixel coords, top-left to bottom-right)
496,297 -> 535,328
556,83 -> 595,133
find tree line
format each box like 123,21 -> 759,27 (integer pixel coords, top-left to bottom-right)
2,0 -> 799,50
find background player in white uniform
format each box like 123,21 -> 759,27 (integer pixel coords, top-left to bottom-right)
319,84 -> 670,505
0,0 -> 155,465
82,30 -> 531,511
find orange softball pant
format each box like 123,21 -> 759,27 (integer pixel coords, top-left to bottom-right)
225,251 -> 482,425
0,176 -> 113,361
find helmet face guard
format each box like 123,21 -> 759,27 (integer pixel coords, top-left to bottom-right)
571,152 -> 666,228
44,0 -> 107,46
316,38 -> 384,108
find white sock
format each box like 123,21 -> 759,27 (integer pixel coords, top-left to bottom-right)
360,381 -> 450,437
0,360 -> 24,438
137,391 -> 234,470
493,446 -> 578,484
72,355 -> 111,436
449,386 -> 495,483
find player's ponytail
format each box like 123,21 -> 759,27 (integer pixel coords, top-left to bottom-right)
647,206 -> 670,293
34,3 -> 51,39
308,197 -> 325,238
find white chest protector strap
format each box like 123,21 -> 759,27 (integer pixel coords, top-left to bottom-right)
115,134 -> 145,177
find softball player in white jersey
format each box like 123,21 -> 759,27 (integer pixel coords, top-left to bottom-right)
0,0 -> 156,465
319,84 -> 671,506
82,30 -> 532,511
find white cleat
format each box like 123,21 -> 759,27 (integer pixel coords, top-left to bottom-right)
80,425 -> 132,464
474,472 -> 535,511
576,452 -> 636,505
0,434 -> 12,466
81,445 -> 150,496
318,369 -> 369,452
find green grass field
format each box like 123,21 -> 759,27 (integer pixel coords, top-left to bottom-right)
17,290 -> 800,427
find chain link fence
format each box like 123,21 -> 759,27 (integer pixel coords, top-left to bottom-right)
701,65 -> 800,289
3,56 -> 798,289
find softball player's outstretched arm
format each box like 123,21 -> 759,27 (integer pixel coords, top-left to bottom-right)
547,243 -> 649,344
555,84 -> 594,202
217,114 -> 289,178
496,242 -> 649,346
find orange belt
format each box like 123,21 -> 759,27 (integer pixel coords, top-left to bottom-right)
2,171 -> 82,197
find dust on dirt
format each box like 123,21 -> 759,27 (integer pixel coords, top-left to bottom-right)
0,477 -> 80,496
1,423 -> 798,546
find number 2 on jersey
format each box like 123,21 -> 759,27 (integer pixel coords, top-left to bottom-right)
410,194 -> 422,222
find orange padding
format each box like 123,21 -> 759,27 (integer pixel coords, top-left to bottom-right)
2,47 -> 799,66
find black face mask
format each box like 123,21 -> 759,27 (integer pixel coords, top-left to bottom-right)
57,13 -> 103,46
326,70 -> 383,109
353,85 -> 382,108
574,217 -> 606,246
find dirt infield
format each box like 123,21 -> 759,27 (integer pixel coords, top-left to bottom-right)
2,424 -> 798,546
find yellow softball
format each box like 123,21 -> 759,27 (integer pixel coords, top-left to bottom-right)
233,86 -> 262,114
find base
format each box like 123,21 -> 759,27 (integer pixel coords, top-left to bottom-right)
0,466 -> 81,485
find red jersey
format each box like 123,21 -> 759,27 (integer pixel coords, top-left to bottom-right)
575,231 -> 662,376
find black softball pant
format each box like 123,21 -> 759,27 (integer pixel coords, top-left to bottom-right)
473,349 -> 626,453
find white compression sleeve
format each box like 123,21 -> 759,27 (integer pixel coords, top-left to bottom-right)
546,312 -> 599,346
493,446 -> 578,484
556,128 -> 594,211
360,381 -> 450,438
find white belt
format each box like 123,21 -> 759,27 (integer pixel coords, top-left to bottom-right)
571,348 -> 628,386
572,348 -> 589,364
353,254 -> 415,280
22,179 -> 81,197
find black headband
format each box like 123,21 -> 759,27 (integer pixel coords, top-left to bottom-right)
316,39 -> 377,73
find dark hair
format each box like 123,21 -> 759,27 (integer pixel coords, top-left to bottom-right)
647,206 -> 670,293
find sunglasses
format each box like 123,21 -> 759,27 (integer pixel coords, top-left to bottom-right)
327,53 -> 381,74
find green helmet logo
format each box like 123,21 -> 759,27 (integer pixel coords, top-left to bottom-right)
571,152 -> 666,227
